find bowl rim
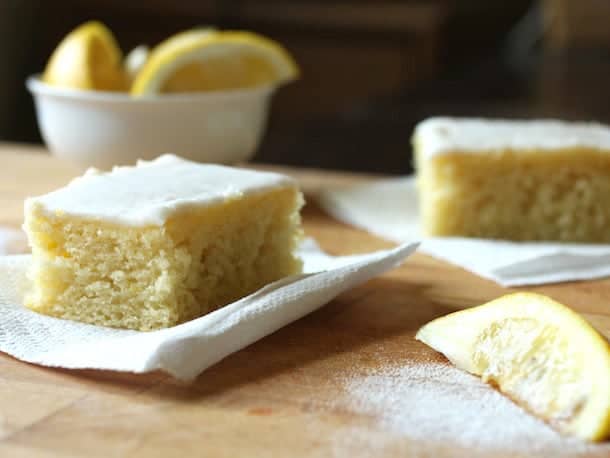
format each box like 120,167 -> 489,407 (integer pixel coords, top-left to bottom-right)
26,75 -> 276,103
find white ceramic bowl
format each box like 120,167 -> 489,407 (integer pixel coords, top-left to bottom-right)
27,76 -> 275,169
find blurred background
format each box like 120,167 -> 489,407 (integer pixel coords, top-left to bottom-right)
1,0 -> 610,174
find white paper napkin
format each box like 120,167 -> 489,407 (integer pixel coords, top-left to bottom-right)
318,177 -> 610,286
0,238 -> 417,381
0,227 -> 28,255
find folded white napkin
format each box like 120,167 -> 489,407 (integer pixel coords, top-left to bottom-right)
0,238 -> 417,381
318,177 -> 610,286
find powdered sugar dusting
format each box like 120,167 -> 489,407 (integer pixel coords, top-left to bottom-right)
335,361 -> 609,455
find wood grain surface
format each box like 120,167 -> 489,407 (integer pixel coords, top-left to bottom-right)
0,144 -> 608,457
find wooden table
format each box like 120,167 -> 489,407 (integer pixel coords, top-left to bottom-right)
0,144 -> 608,457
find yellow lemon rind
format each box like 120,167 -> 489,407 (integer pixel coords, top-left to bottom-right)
416,292 -> 610,442
42,20 -> 126,91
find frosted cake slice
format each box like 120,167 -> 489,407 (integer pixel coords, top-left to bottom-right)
24,154 -> 304,331
413,117 -> 610,242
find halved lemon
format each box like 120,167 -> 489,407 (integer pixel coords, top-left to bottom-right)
42,21 -> 127,91
130,30 -> 299,96
416,292 -> 610,441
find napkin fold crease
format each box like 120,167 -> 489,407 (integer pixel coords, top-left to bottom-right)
0,238 -> 417,380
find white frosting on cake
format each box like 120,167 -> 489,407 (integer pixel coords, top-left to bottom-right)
414,117 -> 610,160
25,154 -> 296,226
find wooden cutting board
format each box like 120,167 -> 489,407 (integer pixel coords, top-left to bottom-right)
0,145 -> 608,458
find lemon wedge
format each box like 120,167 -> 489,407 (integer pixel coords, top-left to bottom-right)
125,28 -> 216,82
416,292 -> 610,441
42,21 -> 127,91
130,30 -> 299,96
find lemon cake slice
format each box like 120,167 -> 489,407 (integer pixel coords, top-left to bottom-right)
413,117 -> 610,242
23,154 -> 304,331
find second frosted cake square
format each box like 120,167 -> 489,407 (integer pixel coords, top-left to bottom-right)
413,117 -> 610,242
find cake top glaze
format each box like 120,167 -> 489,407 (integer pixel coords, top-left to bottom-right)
26,154 -> 296,226
414,117 -> 610,159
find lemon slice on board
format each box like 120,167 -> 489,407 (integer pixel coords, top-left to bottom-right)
43,21 -> 127,91
130,30 -> 299,96
416,292 -> 610,441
